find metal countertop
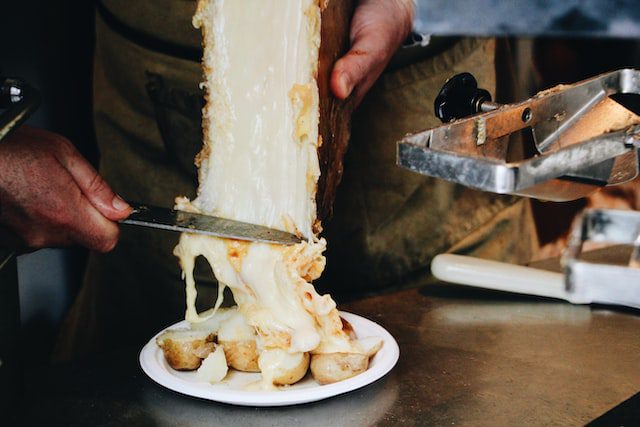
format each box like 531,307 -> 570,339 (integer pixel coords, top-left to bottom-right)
14,253 -> 640,426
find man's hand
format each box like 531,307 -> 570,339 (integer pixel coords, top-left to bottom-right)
331,0 -> 415,106
0,126 -> 131,253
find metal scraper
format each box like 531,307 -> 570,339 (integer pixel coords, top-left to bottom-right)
431,209 -> 640,310
120,202 -> 302,245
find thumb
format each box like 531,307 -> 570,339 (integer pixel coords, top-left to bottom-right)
330,27 -> 391,105
330,0 -> 414,106
53,139 -> 131,221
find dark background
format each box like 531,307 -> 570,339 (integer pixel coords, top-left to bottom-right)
1,0 -> 96,365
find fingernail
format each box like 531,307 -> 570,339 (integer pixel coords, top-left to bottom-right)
112,195 -> 129,211
340,72 -> 353,96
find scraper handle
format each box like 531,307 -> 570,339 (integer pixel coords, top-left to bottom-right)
431,254 -> 569,301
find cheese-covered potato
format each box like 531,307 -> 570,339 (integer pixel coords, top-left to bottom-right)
259,349 -> 310,387
218,310 -> 260,372
156,329 -> 215,371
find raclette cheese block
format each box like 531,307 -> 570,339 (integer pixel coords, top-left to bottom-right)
173,0 -> 363,388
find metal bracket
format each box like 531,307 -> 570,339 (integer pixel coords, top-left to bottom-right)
397,69 -> 640,201
562,209 -> 640,308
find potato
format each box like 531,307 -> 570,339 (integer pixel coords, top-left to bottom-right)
196,345 -> 228,383
355,337 -> 383,357
259,349 -> 310,386
156,329 -> 214,371
310,335 -> 384,385
219,339 -> 260,372
216,309 -> 260,372
310,352 -> 369,385
273,352 -> 309,386
340,317 -> 357,340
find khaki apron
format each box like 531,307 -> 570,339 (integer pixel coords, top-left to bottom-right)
54,1 -> 538,361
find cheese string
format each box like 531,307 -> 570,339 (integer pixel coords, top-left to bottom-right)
182,251 -> 224,324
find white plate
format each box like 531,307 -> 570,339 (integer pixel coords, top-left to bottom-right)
139,311 -> 399,407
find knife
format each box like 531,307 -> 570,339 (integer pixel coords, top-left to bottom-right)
120,202 -> 302,245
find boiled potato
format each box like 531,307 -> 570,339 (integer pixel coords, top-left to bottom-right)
310,335 -> 384,384
259,349 -> 310,386
273,352 -> 309,386
310,353 -> 368,385
340,317 -> 357,340
156,329 -> 215,371
220,339 -> 260,372
217,310 -> 260,372
355,337 -> 383,357
196,345 -> 228,383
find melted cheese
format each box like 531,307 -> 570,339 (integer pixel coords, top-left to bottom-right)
174,0 -> 355,388
257,349 -> 306,390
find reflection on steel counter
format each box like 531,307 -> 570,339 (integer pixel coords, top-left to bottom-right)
15,253 -> 640,425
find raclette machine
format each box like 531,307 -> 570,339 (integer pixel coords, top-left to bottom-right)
397,69 -> 640,201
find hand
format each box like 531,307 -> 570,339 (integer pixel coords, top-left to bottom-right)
330,0 -> 414,106
0,126 -> 131,253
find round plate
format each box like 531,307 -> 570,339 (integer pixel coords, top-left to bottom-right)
139,311 -> 399,407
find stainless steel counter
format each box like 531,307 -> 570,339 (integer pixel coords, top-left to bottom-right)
15,264 -> 640,426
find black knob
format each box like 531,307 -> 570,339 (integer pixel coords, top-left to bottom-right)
0,77 -> 24,108
434,72 -> 492,123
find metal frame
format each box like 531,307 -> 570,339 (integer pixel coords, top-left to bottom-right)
397,69 -> 640,201
399,126 -> 637,199
562,209 -> 640,309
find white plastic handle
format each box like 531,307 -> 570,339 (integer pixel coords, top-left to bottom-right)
431,254 -> 569,301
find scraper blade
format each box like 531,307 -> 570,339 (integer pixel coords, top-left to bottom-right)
120,202 -> 302,245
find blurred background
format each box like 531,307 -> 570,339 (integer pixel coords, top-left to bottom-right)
1,0 -> 96,364
2,0 -> 640,366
